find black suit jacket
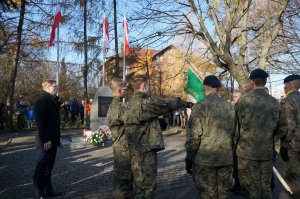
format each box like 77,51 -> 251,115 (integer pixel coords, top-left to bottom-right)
34,91 -> 61,147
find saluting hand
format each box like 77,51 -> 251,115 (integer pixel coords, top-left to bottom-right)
43,141 -> 52,150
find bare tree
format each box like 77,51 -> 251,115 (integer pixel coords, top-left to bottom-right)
128,0 -> 291,91
6,0 -> 26,130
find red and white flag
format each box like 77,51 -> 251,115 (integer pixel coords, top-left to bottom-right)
49,8 -> 62,46
103,14 -> 109,52
123,15 -> 130,56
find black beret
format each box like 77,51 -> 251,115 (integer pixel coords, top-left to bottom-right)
284,74 -> 300,84
249,68 -> 269,79
203,75 -> 221,88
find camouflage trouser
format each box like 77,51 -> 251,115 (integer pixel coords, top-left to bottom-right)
112,144 -> 133,199
192,164 -> 232,199
130,150 -> 157,199
283,149 -> 300,198
237,157 -> 273,199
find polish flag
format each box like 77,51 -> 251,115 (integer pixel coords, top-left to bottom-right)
49,8 -> 62,46
123,15 -> 130,56
103,14 -> 109,52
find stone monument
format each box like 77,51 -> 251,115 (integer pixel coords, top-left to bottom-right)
90,85 -> 112,131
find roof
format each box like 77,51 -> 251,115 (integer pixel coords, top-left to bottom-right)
151,45 -> 177,61
107,47 -> 159,61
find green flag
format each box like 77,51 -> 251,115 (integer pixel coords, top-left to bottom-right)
186,66 -> 205,102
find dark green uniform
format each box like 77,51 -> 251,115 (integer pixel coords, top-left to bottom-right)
106,97 -> 132,199
185,92 -> 237,199
276,90 -> 300,197
123,91 -> 186,199
235,88 -> 279,199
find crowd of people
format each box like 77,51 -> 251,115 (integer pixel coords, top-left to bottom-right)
60,97 -> 93,126
0,95 -> 93,130
32,69 -> 300,199
161,108 -> 188,129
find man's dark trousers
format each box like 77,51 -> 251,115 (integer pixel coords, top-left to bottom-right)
34,146 -> 57,197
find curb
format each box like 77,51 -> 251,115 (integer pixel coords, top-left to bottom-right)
0,135 -> 14,155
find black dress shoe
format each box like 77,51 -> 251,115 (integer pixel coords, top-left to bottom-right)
35,194 -> 46,199
229,183 -> 241,194
45,190 -> 63,197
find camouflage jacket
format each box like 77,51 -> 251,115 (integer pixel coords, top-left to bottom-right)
123,91 -> 186,153
106,97 -> 127,148
235,88 -> 280,160
185,92 -> 237,166
276,91 -> 300,152
274,99 -> 289,148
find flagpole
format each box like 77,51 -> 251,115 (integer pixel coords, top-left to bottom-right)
122,39 -> 126,104
103,50 -> 106,86
56,23 -> 60,93
123,15 -> 126,81
123,44 -> 125,81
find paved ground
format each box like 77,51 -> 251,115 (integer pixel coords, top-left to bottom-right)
0,128 -> 291,199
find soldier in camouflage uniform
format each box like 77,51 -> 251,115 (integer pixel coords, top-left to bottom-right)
185,75 -> 237,199
106,78 -> 133,199
123,74 -> 191,199
235,69 -> 280,199
275,74 -> 300,197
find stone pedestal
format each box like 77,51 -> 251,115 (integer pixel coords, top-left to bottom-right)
90,85 -> 112,131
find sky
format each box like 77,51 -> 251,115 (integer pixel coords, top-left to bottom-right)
46,0 -> 295,99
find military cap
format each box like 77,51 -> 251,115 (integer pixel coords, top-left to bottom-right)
203,75 -> 221,88
249,68 -> 269,79
284,74 -> 300,84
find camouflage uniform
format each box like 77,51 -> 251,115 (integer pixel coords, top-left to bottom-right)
276,90 -> 300,197
106,97 -> 132,199
123,91 -> 187,199
185,92 -> 237,199
235,88 -> 280,199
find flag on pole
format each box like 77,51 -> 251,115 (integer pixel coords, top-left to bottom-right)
103,14 -> 109,52
49,8 -> 62,46
186,66 -> 205,103
123,15 -> 130,56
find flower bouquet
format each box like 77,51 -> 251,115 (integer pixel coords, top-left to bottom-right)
82,125 -> 112,147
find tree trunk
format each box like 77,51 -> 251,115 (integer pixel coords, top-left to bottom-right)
229,63 -> 250,92
113,0 -> 119,77
83,0 -> 89,128
6,0 -> 26,131
83,0 -> 88,102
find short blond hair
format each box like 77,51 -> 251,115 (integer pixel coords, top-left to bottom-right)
233,89 -> 243,95
42,79 -> 56,90
109,78 -> 126,91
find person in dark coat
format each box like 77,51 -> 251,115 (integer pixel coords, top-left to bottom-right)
33,79 -> 63,199
70,97 -> 79,123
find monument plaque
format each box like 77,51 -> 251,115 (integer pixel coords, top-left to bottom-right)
98,96 -> 112,117
90,85 -> 112,131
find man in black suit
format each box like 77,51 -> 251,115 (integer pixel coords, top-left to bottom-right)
34,79 -> 63,199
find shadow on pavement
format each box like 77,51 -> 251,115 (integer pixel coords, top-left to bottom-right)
0,128 -> 293,199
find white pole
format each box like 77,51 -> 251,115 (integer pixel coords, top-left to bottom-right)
123,15 -> 126,81
123,44 -> 126,81
103,50 -> 106,86
273,166 -> 293,195
122,43 -> 126,104
56,24 -> 60,94
122,15 -> 126,103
